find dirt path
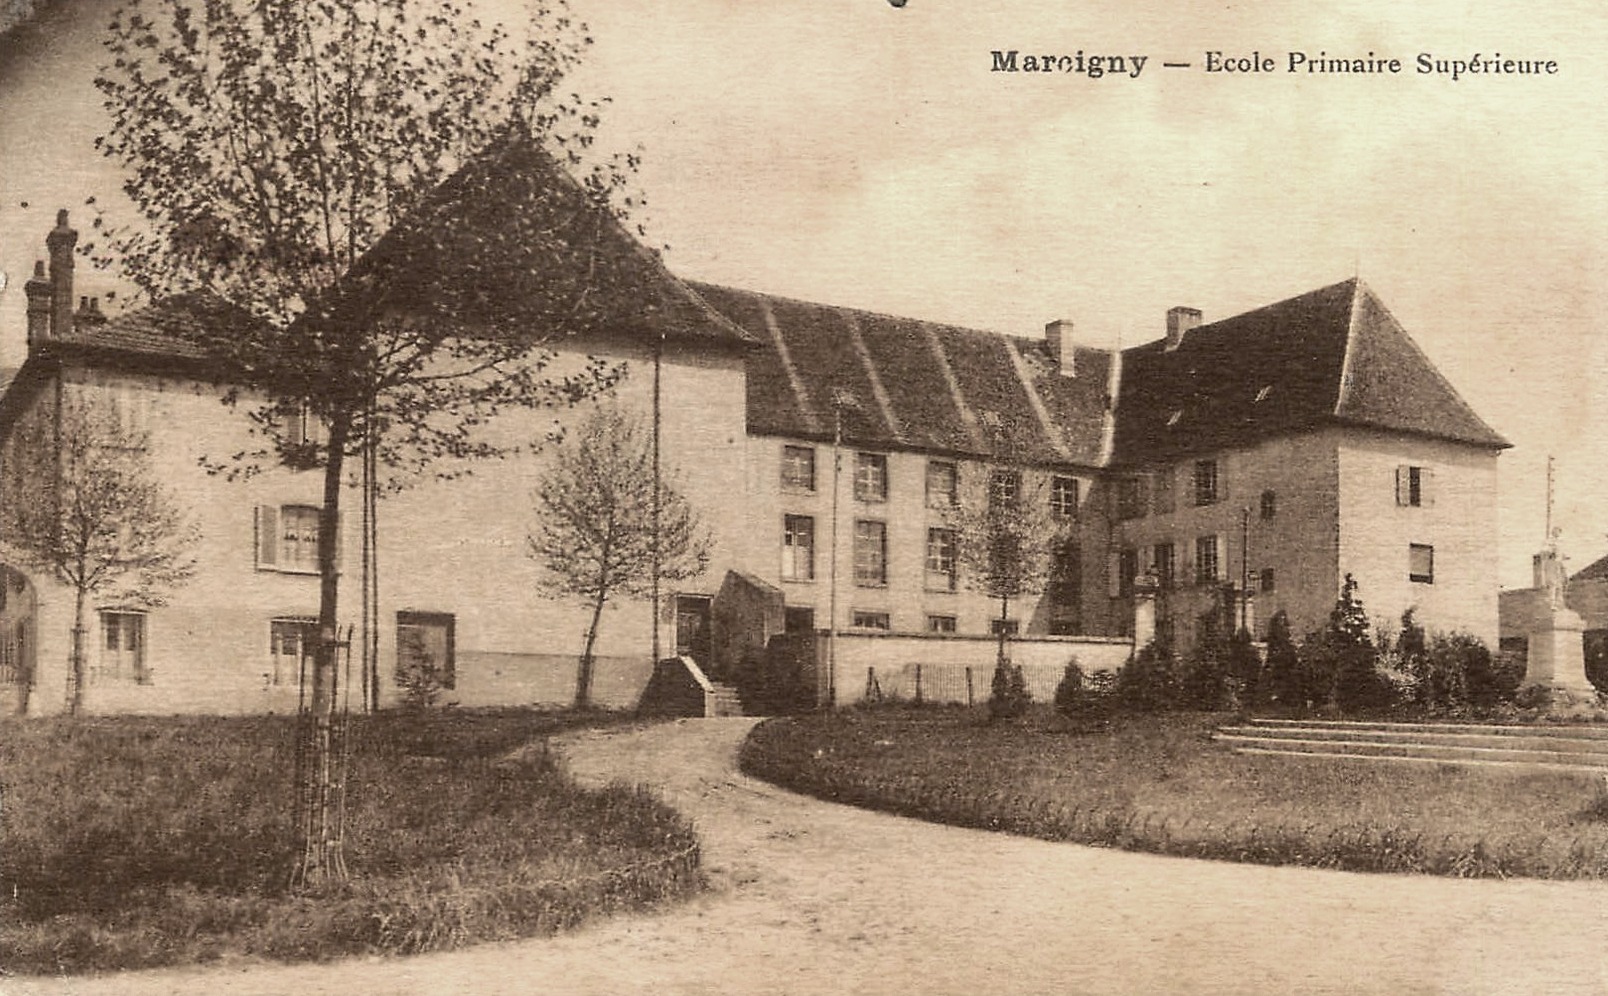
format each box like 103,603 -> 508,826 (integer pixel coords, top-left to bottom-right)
9,718 -> 1608,995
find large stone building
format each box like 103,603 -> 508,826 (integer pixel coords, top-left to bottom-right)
0,140 -> 1510,715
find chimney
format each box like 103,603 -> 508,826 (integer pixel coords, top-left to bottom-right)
75,296 -> 108,328
23,260 -> 52,348
1165,306 -> 1201,351
46,209 -> 78,340
1044,319 -> 1076,376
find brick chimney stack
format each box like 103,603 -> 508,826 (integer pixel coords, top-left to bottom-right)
1044,319 -> 1076,377
46,209 -> 78,340
1165,306 -> 1201,351
23,260 -> 52,348
74,296 -> 108,328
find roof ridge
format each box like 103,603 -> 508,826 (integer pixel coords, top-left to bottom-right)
682,279 -> 1022,342
1339,281 -> 1509,448
1333,277 -> 1364,415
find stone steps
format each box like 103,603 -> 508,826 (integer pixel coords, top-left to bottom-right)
1214,718 -> 1608,772
707,681 -> 745,718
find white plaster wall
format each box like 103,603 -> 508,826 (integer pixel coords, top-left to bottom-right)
1336,430 -> 1501,645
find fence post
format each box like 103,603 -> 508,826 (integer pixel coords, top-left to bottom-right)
865,666 -> 875,702
965,666 -> 974,708
915,663 -> 923,705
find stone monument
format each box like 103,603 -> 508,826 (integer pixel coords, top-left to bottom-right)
1522,539 -> 1594,697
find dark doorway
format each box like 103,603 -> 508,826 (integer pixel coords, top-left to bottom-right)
784,606 -> 816,634
674,595 -> 712,665
396,611 -> 455,690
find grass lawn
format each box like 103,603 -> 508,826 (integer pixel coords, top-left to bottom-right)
741,706 -> 1608,880
0,708 -> 701,975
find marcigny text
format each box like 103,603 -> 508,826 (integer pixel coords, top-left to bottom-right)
990,50 -> 1559,82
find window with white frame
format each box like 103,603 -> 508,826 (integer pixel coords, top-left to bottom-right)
1260,489 -> 1277,519
255,505 -> 340,573
1118,547 -> 1139,597
1193,460 -> 1220,506
989,618 -> 1020,636
98,610 -> 148,684
1151,469 -> 1176,515
1410,543 -> 1435,584
1396,465 -> 1433,507
926,460 -> 958,508
781,515 -> 816,581
989,468 -> 1021,509
1117,476 -> 1147,520
1195,534 -> 1221,584
1050,475 -> 1079,519
268,617 -> 317,687
854,520 -> 887,586
925,527 -> 958,591
781,445 -> 816,492
927,614 -> 957,634
852,610 -> 891,631
854,452 -> 888,502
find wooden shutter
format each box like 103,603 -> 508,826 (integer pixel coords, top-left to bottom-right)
1106,552 -> 1121,598
256,505 -> 278,568
1395,465 -> 1409,506
1420,468 -> 1435,507
333,511 -> 344,572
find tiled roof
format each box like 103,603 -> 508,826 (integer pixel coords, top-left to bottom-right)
329,132 -> 754,348
1111,279 -> 1508,466
44,291 -> 262,364
690,282 -> 1113,467
1574,553 -> 1608,584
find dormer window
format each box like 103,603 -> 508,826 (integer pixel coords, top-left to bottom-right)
1254,385 -> 1273,403
1166,410 -> 1182,427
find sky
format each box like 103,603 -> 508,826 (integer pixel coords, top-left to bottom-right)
0,0 -> 1604,588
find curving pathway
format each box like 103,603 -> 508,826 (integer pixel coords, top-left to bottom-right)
8,717 -> 1608,995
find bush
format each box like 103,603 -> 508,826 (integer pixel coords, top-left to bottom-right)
1054,660 -> 1114,726
1115,639 -> 1178,712
988,660 -> 1030,720
1261,611 -> 1302,709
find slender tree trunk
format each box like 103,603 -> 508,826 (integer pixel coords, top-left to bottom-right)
69,587 -> 86,715
996,593 -> 1010,671
576,589 -> 606,710
296,414 -> 350,888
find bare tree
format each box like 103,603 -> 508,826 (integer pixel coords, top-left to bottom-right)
0,395 -> 196,714
948,466 -> 1069,672
528,406 -> 709,709
91,0 -> 675,886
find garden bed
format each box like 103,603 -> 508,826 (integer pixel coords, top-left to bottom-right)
0,709 -> 701,975
740,706 -> 1608,879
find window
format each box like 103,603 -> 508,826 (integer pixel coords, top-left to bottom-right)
989,618 -> 1020,637
1117,476 -> 1147,520
854,520 -> 887,586
255,504 -> 339,574
396,611 -> 456,691
781,445 -> 816,491
782,515 -> 815,581
284,405 -> 325,450
268,617 -> 317,687
1260,568 -> 1276,592
854,452 -> 888,502
1152,541 -> 1176,587
1118,547 -> 1139,598
927,614 -> 957,634
989,468 -> 1021,509
1193,460 -> 1220,506
1152,469 -> 1176,515
1396,465 -> 1432,507
852,610 -> 891,631
98,611 -> 148,683
1260,489 -> 1277,520
1410,543 -> 1435,584
925,527 -> 958,591
1050,476 -> 1079,519
926,460 -> 958,508
1195,534 -> 1221,584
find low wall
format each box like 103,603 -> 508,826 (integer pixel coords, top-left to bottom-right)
829,632 -> 1133,706
442,651 -> 653,710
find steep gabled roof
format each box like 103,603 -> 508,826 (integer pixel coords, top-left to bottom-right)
1574,553 -> 1608,584
691,282 -> 1113,467
1111,279 -> 1508,465
330,132 -> 754,349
